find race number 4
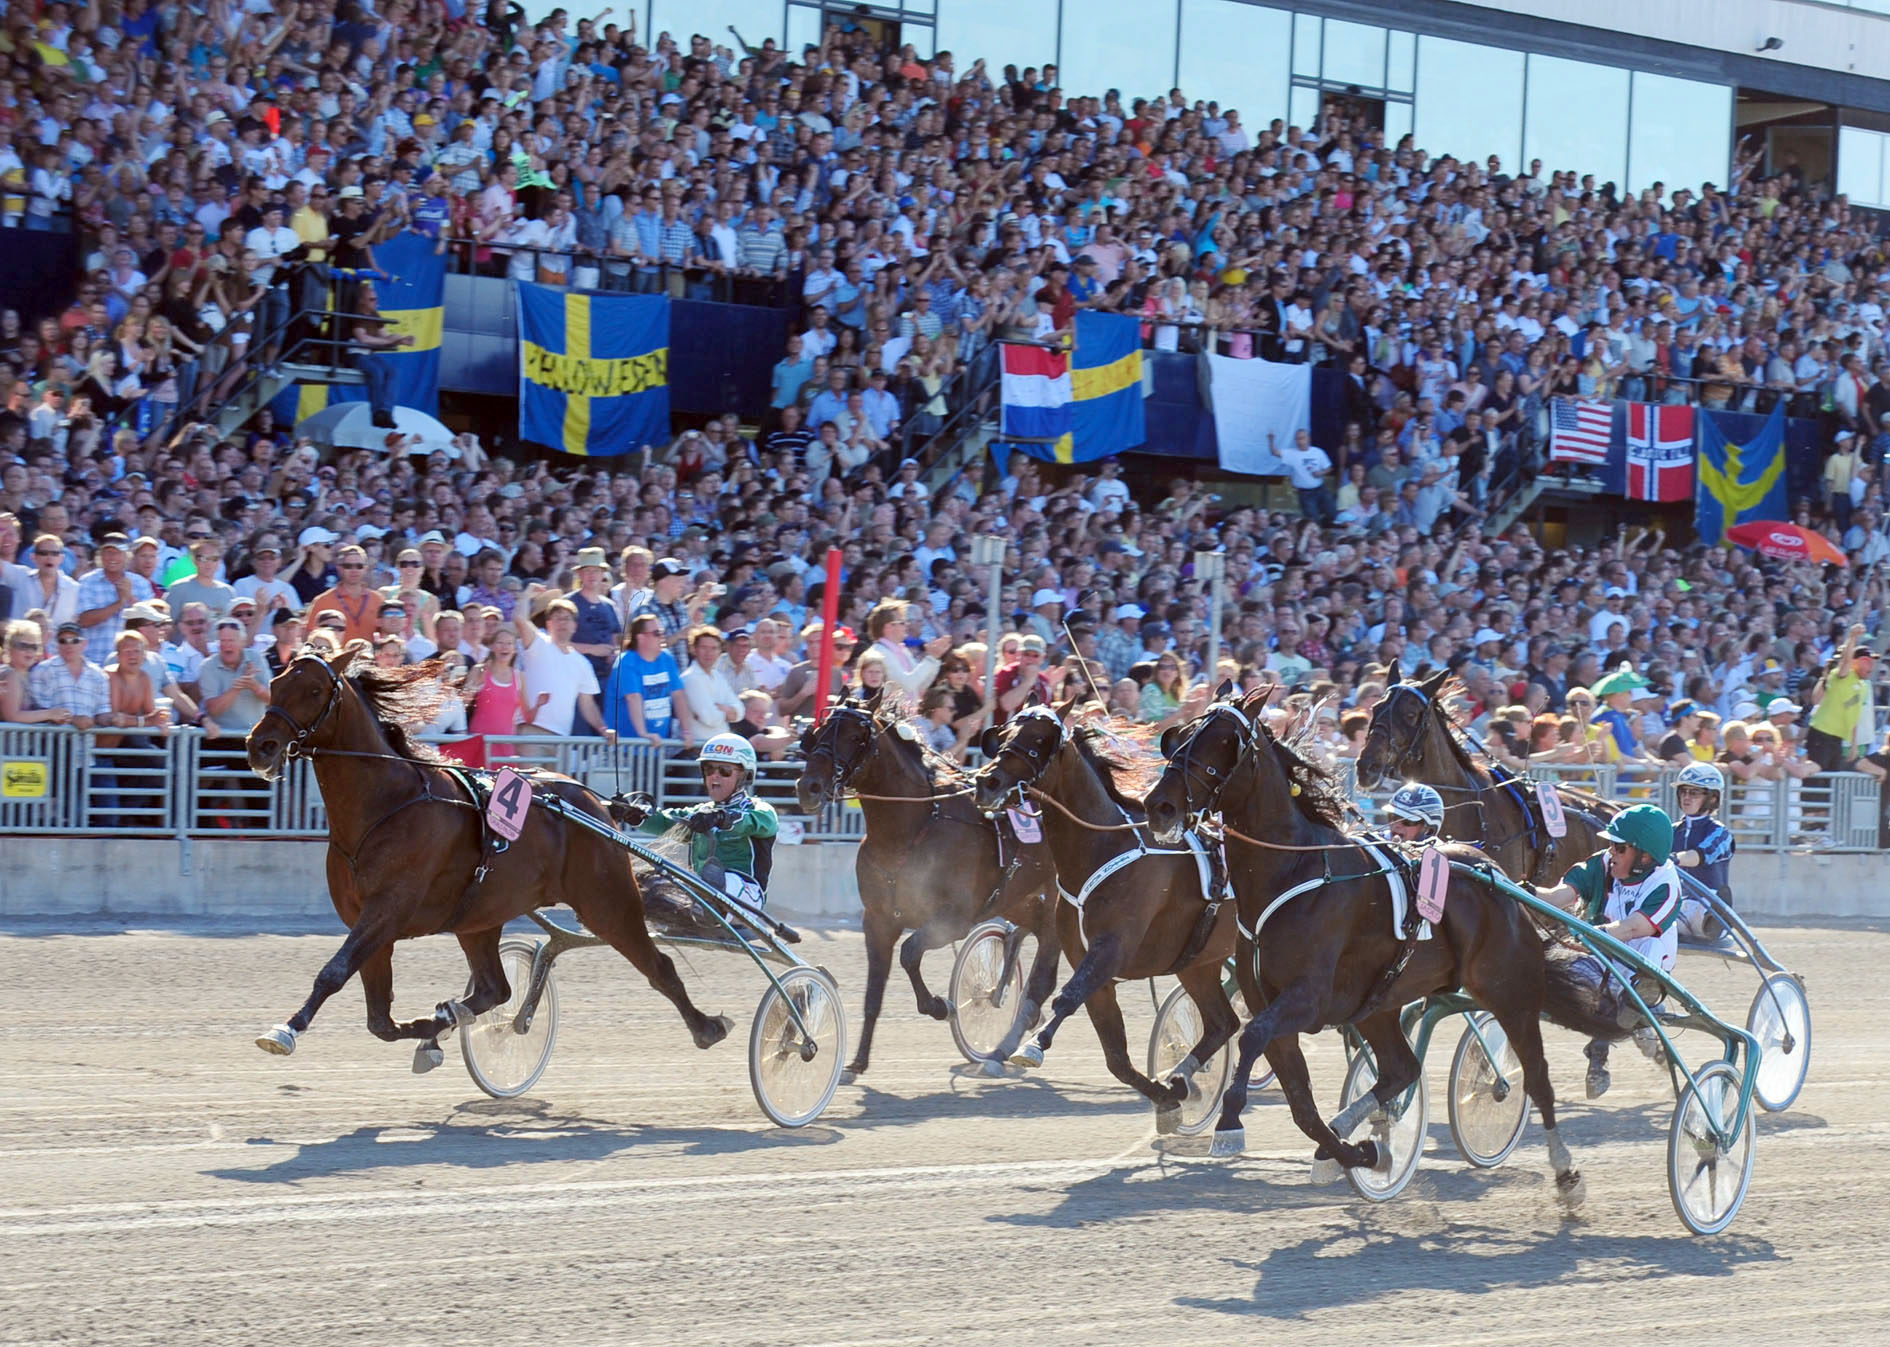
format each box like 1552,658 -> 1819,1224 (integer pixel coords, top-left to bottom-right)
1417,846 -> 1449,925
488,767 -> 533,842
1536,783 -> 1568,838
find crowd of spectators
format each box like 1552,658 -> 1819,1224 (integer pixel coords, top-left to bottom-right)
2,3 -> 1890,841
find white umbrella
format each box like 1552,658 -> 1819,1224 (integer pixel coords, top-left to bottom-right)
294,402 -> 457,456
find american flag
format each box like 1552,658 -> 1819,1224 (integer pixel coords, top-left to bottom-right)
1549,398 -> 1614,465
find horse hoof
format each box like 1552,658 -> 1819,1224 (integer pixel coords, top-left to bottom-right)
254,1024 -> 297,1056
1154,1104 -> 1182,1136
1556,1169 -> 1587,1210
1009,1042 -> 1045,1069
1209,1128 -> 1246,1157
925,998 -> 951,1022
1309,1157 -> 1343,1184
695,1014 -> 735,1050
979,1057 -> 1007,1078
412,1043 -> 445,1074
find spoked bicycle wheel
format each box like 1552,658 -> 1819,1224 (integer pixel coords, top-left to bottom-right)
750,967 -> 848,1128
1146,983 -> 1265,1135
460,938 -> 559,1099
1668,1060 -> 1757,1236
1446,1012 -> 1528,1168
1747,973 -> 1811,1113
1340,1050 -> 1429,1202
949,920 -> 1031,1064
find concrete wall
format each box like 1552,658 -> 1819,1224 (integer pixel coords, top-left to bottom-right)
0,837 -> 1875,925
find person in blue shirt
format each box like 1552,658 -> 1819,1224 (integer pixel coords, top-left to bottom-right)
1589,664 -> 1651,759
606,614 -> 687,744
1671,761 -> 1736,941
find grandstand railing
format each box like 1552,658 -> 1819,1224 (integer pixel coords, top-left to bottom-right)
0,725 -> 1877,852
0,726 -> 863,842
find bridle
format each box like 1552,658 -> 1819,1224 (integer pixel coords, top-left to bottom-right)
804,703 -> 879,798
975,707 -> 1062,812
1371,682 -> 1436,781
1163,701 -> 1256,822
258,654 -> 346,760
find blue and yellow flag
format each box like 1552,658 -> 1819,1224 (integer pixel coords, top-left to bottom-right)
517,285 -> 669,457
1004,311 -> 1146,464
267,230 -> 444,423
1695,402 -> 1787,546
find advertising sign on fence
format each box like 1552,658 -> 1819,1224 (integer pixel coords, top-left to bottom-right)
2,759 -> 48,798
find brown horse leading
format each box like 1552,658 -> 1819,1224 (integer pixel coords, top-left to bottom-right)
245,649 -> 732,1069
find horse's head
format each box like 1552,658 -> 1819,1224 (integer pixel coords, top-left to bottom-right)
1355,664 -> 1449,791
247,649 -> 352,780
1145,691 -> 1266,844
971,706 -> 1064,814
793,696 -> 881,814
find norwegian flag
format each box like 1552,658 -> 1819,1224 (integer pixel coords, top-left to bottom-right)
1621,402 -> 1696,502
1549,398 -> 1614,465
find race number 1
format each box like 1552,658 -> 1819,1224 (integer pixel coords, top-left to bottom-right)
1536,783 -> 1568,838
1417,846 -> 1449,925
488,767 -> 533,842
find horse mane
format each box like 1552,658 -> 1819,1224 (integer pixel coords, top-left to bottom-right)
868,701 -> 972,787
346,654 -> 451,764
1259,725 -> 1354,833
1069,720 -> 1164,812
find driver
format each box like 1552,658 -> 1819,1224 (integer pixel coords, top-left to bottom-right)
1533,803 -> 1680,1099
1384,782 -> 1445,844
612,734 -> 779,916
1671,762 -> 1735,942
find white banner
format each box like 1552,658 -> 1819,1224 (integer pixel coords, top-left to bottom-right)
1202,354 -> 1309,477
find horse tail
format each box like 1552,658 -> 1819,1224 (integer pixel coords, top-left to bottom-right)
1538,945 -> 1635,1043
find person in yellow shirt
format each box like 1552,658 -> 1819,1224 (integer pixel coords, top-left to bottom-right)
1806,623 -> 1874,771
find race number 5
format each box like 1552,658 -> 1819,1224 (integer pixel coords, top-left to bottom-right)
1417,846 -> 1449,925
488,767 -> 533,842
1536,783 -> 1568,838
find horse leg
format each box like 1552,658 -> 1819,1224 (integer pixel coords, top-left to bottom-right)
991,895 -> 1062,1060
1325,1010 -> 1424,1174
844,904 -> 901,1082
1161,960 -> 1242,1109
570,872 -> 733,1051
1499,1007 -> 1583,1208
1262,1034 -> 1370,1180
1080,979 -> 1189,1129
1211,974 -> 1372,1167
1012,929 -> 1118,1069
899,921 -> 956,1021
254,915 -> 393,1056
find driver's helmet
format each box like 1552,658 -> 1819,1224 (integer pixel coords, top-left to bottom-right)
698,733 -> 757,779
1599,802 -> 1673,867
1386,782 -> 1445,834
1674,761 -> 1724,808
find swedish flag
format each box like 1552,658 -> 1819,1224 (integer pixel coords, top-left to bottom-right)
1695,402 -> 1787,546
518,285 -> 670,457
1003,312 -> 1146,464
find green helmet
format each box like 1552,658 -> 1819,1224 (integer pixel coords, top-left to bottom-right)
1600,803 -> 1672,866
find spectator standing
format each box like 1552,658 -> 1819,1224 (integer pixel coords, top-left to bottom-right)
680,625 -> 743,744
305,544 -> 381,646
165,539 -> 237,622
452,626 -> 526,769
607,614 -> 689,745
32,622 -> 112,729
513,586 -> 613,740
1,620 -> 70,725
197,617 -> 272,739
74,534 -> 154,668
1806,625 -> 1874,771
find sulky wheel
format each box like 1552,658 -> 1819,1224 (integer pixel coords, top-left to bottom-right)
460,938 -> 559,1099
1339,1049 -> 1429,1202
750,967 -> 848,1128
1668,1060 -> 1757,1236
1746,973 -> 1811,1113
948,920 -> 1030,1064
1146,983 -> 1265,1135
1446,1012 -> 1529,1168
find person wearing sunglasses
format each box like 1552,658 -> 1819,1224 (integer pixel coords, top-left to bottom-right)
612,733 -> 779,921
303,543 -> 380,646
28,622 -> 111,730
0,619 -> 71,725
1531,802 -> 1681,1098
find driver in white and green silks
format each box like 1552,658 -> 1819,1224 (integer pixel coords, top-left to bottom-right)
1532,803 -> 1679,1100
613,735 -> 779,912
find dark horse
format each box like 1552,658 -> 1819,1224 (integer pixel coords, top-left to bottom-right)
1145,690 -> 1627,1200
795,694 -> 1061,1080
970,707 -> 1242,1132
1355,663 -> 1611,886
246,650 -> 733,1065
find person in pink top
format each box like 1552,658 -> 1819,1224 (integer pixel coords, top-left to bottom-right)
451,626 -> 526,768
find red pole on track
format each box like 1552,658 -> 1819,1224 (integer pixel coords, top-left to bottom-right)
812,546 -> 843,724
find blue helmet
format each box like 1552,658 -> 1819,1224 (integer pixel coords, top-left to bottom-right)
1387,782 -> 1445,833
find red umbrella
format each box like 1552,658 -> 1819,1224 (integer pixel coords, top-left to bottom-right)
1723,521 -> 1848,566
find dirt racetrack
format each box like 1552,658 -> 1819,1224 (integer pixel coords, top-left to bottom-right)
0,917 -> 1884,1346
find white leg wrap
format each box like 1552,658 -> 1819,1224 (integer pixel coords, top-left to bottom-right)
1545,1126 -> 1573,1174
1330,1092 -> 1382,1137
1170,1054 -> 1201,1085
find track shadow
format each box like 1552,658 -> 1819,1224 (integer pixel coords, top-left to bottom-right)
204,1097 -> 840,1184
844,1072 -> 1167,1127
1175,1212 -> 1781,1319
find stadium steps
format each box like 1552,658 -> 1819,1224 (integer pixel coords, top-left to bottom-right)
207,361 -> 364,439
1487,471 -> 1605,533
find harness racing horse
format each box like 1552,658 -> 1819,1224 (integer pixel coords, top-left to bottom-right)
1145,690 -> 1627,1200
246,650 -> 733,1067
795,694 -> 1061,1081
970,707 -> 1242,1133
1355,664 -> 1611,886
